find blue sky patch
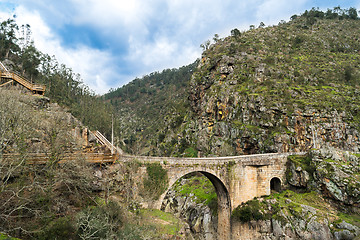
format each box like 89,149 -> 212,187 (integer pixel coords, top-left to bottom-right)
0,0 -> 359,94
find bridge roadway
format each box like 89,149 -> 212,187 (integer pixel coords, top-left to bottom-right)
118,152 -> 306,240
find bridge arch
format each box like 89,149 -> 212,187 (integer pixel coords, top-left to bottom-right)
159,169 -> 231,240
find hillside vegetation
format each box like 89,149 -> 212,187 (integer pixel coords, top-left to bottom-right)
0,90 -> 190,239
104,61 -> 198,155
133,7 -> 360,157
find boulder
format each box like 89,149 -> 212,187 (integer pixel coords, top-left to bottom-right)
287,161 -> 310,187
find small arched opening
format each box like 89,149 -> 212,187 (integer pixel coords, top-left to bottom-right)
270,177 -> 281,192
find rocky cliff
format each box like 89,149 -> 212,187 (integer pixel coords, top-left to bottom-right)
189,17 -> 359,156
151,13 -> 360,157
231,148 -> 359,239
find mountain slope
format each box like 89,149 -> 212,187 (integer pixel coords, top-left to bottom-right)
170,9 -> 360,157
108,8 -> 360,157
105,61 -> 198,155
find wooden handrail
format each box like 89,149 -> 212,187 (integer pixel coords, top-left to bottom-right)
0,80 -> 13,87
0,70 -> 46,94
0,61 -> 8,71
1,152 -> 116,164
11,72 -> 32,89
92,130 -> 117,154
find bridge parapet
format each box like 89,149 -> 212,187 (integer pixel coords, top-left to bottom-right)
118,152 -> 306,208
118,152 -> 305,165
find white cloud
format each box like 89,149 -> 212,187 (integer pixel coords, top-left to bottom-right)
5,0 -> 354,95
128,34 -> 200,74
2,5 -> 118,94
55,45 -> 116,94
65,0 -> 156,42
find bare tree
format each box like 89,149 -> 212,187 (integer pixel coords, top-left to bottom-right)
0,90 -> 34,188
0,90 -> 36,237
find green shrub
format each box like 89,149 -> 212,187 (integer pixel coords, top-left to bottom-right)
231,199 -> 264,222
0,232 -> 22,240
37,217 -> 78,240
143,163 -> 168,200
184,147 -> 198,157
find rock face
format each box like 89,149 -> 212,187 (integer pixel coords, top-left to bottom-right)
152,16 -> 360,158
161,177 -> 217,240
287,162 -> 310,188
232,148 -> 360,239
233,217 -> 360,240
287,148 -> 360,207
232,217 -> 334,240
311,149 -> 360,206
188,65 -> 360,156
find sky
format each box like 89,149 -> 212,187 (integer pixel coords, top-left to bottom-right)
0,0 -> 359,94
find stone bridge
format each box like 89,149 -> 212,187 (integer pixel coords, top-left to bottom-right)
119,152 -> 305,240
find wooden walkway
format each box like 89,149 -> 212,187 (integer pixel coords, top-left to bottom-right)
1,132 -> 121,164
0,61 -> 46,95
0,67 -> 120,164
1,152 -> 117,165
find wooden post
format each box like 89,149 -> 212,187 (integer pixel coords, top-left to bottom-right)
111,114 -> 114,155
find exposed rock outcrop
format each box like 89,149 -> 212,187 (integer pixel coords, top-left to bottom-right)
152,17 -> 360,158
161,177 -> 217,240
232,148 -> 359,239
287,148 -> 360,207
311,149 -> 360,206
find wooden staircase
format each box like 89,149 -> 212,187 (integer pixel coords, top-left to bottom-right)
92,130 -> 123,155
0,61 -> 46,95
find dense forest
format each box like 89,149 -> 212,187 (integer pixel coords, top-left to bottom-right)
0,18 -> 113,137
104,61 -> 198,155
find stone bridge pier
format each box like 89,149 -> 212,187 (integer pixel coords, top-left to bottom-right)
120,152 -> 302,240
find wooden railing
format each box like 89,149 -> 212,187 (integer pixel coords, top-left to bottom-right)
0,70 -> 46,94
11,72 -> 34,90
92,130 -> 118,154
0,80 -> 13,87
1,152 -> 116,164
